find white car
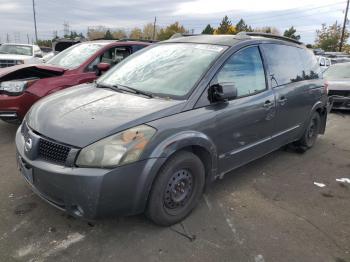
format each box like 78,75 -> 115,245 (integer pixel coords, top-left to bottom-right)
0,43 -> 43,68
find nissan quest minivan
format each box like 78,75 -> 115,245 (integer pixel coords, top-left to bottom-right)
15,33 -> 329,226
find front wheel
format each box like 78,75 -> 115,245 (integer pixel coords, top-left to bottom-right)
294,112 -> 321,152
146,151 -> 205,226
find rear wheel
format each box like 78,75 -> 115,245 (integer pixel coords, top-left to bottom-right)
146,151 -> 205,226
294,112 -> 321,152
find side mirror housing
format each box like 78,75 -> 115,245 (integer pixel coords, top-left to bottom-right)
97,63 -> 111,72
209,83 -> 237,102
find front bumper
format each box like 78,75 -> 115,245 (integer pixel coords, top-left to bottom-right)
330,95 -> 350,110
15,126 -> 162,220
0,92 -> 39,121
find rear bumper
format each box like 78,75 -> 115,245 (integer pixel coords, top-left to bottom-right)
0,92 -> 39,121
330,95 -> 350,110
15,126 -> 163,220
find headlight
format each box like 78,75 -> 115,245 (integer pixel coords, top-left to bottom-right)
76,125 -> 156,168
0,81 -> 28,94
15,60 -> 24,65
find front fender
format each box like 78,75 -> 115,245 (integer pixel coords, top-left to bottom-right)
134,131 -> 218,213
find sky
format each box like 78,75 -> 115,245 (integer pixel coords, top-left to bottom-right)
0,0 -> 347,44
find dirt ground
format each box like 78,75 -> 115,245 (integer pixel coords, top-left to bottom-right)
0,112 -> 349,262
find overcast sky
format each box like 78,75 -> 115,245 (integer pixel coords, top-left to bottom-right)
0,0 -> 347,44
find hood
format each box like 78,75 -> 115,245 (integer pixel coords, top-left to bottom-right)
0,64 -> 66,79
0,53 -> 33,60
327,79 -> 350,91
27,84 -> 186,148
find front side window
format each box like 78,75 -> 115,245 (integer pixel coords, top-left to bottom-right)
86,46 -> 132,72
0,45 -> 33,56
98,43 -> 226,99
47,43 -> 103,69
216,46 -> 266,97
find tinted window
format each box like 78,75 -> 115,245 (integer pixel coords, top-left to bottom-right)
298,48 -> 321,80
262,44 -> 305,86
216,46 -> 266,97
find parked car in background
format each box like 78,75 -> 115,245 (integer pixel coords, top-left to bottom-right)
16,33 -> 329,226
324,62 -> 350,110
316,55 -> 331,72
0,40 -> 150,123
0,43 -> 43,68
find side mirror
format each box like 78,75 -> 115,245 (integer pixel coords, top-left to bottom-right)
209,83 -> 237,102
97,63 -> 111,72
35,53 -> 43,58
320,60 -> 325,67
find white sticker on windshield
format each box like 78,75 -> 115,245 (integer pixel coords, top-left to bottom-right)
194,44 -> 224,52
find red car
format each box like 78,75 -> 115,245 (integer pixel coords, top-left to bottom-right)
0,40 -> 150,123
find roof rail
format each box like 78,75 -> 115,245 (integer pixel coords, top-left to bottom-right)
236,32 -> 303,45
118,38 -> 159,43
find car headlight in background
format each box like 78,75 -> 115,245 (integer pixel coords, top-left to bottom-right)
76,125 -> 156,168
15,60 -> 25,65
0,81 -> 28,95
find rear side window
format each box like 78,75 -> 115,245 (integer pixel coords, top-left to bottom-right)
261,44 -> 305,86
299,48 -> 321,79
216,46 -> 266,97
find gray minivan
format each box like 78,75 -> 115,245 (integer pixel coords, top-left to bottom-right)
16,33 -> 329,226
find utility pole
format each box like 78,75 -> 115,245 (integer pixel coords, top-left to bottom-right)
6,33 -> 9,43
32,0 -> 38,43
340,0 -> 350,52
152,16 -> 157,40
27,34 -> 30,44
63,21 -> 70,37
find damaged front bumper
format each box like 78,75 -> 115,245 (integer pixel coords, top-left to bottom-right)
329,95 -> 350,110
0,92 -> 39,122
15,125 -> 160,220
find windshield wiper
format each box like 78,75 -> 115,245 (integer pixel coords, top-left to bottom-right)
115,84 -> 154,98
96,83 -> 153,98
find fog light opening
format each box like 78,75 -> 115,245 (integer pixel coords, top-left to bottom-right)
71,204 -> 84,217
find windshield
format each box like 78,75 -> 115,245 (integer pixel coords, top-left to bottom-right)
98,43 -> 227,99
0,45 -> 33,56
47,43 -> 103,69
324,63 -> 350,80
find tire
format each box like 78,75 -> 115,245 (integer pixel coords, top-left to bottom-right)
146,151 -> 205,226
294,112 -> 321,153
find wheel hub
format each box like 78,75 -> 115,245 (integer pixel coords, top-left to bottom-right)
164,169 -> 193,209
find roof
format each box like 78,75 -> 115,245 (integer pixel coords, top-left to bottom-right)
78,40 -> 151,46
165,35 -> 243,46
164,32 -> 303,47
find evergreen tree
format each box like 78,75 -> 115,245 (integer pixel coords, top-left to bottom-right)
216,16 -> 233,34
202,24 -> 214,34
283,26 -> 301,40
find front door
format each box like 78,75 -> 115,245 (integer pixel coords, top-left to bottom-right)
210,46 -> 277,174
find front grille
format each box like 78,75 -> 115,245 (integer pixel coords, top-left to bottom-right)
0,59 -> 17,68
38,139 -> 71,165
329,90 -> 350,97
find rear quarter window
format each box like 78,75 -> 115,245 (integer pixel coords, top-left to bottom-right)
261,44 -> 320,87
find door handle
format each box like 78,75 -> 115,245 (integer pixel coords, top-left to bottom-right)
278,96 -> 288,105
263,100 -> 274,109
